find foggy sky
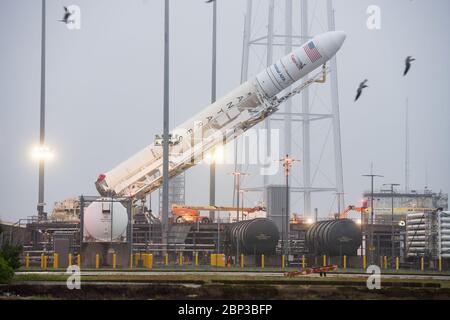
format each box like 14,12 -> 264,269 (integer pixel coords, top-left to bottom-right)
1,0 -> 449,222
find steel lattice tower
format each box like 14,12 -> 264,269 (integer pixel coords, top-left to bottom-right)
238,0 -> 345,219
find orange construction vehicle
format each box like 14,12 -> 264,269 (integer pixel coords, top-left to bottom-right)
171,204 -> 265,224
338,205 -> 367,219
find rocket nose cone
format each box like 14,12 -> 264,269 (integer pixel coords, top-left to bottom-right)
332,31 -> 346,49
315,31 -> 346,58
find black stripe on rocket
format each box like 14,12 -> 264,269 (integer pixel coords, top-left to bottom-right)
279,59 -> 296,83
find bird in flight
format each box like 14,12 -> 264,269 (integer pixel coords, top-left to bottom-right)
355,79 -> 369,101
59,7 -> 73,24
403,56 -> 416,76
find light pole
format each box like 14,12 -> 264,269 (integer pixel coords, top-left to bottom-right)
279,155 -> 298,257
362,173 -> 383,264
207,0 -> 217,223
161,0 -> 170,252
383,183 -> 400,264
37,0 -> 47,220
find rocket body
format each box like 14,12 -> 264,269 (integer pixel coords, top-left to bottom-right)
96,31 -> 346,198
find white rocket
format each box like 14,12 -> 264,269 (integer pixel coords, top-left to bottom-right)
95,31 -> 346,199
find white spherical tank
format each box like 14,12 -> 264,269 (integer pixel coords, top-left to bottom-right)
83,200 -> 128,242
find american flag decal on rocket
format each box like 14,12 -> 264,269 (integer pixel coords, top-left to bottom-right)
304,41 -> 322,63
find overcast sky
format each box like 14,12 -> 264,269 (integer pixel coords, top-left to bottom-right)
1,0 -> 449,222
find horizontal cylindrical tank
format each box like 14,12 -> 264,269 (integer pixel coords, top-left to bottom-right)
407,219 -> 428,225
407,230 -> 426,235
228,218 -> 279,255
407,213 -> 426,219
83,200 -> 128,242
407,236 -> 427,241
305,219 -> 361,256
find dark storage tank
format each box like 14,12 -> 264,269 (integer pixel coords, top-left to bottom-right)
305,219 -> 361,256
228,218 -> 279,254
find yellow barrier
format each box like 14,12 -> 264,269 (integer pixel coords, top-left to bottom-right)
241,254 -> 244,268
363,255 -> 367,270
179,253 -> 183,266
261,254 -> 265,270
25,254 -> 29,269
135,253 -> 140,267
41,254 -> 48,270
210,254 -> 225,267
165,253 -> 169,266
439,256 -> 442,272
42,255 -> 47,270
281,255 -> 285,270
421,257 -> 424,271
53,253 -> 59,269
195,252 -> 198,267
112,253 -> 117,270
343,255 -> 347,271
396,257 -> 399,271
130,254 -> 133,269
142,253 -> 153,269
77,254 -> 81,268
95,254 -> 100,269
68,253 -> 72,267
301,255 -> 305,269
323,255 -> 327,267
383,256 -> 387,270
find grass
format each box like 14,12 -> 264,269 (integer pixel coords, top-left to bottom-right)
17,264 -> 450,276
12,272 -> 450,288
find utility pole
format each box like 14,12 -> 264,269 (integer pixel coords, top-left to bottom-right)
362,172 -> 383,264
360,198 -> 367,257
161,0 -> 170,250
208,0 -> 217,222
405,99 -> 410,193
279,155 -> 298,257
383,183 -> 400,264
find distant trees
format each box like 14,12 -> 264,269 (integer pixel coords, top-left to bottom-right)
0,255 -> 13,283
0,225 -> 22,283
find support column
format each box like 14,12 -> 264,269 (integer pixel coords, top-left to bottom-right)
263,0 -> 275,189
327,0 -> 345,211
301,0 -> 312,216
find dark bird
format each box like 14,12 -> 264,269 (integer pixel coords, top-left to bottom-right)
205,0 -> 214,3
403,56 -> 416,76
355,79 -> 368,101
59,7 -> 73,24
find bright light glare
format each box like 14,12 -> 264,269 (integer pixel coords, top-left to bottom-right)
356,219 -> 362,225
306,218 -> 314,225
204,146 -> 224,164
31,145 -> 55,161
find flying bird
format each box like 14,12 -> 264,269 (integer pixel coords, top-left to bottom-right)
355,79 -> 368,101
403,56 -> 416,76
205,0 -> 214,3
59,6 -> 73,24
